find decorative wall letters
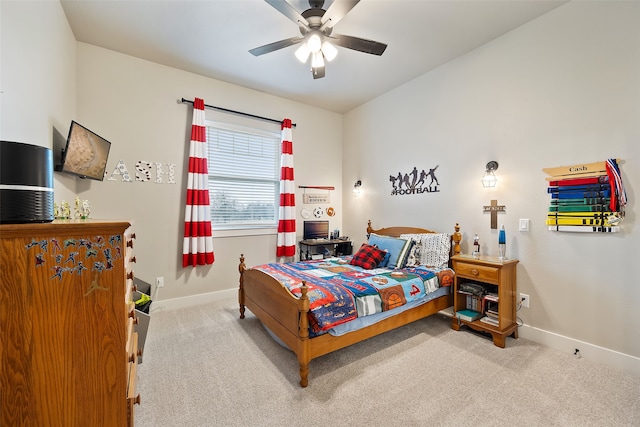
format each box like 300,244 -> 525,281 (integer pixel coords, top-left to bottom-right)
106,160 -> 176,183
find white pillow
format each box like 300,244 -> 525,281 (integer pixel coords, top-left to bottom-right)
420,233 -> 451,268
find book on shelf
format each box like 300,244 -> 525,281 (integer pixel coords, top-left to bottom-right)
485,309 -> 499,319
482,295 -> 498,314
456,309 -> 482,322
479,316 -> 499,326
466,295 -> 481,311
484,293 -> 499,302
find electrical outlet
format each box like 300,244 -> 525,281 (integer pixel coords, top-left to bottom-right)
520,293 -> 530,308
155,277 -> 164,288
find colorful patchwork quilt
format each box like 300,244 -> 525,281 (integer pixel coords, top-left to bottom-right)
253,258 -> 454,335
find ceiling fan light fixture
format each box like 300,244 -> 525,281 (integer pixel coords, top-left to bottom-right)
250,0 -> 388,80
307,33 -> 322,53
321,40 -> 337,62
295,43 -> 311,63
311,51 -> 324,68
312,65 -> 325,79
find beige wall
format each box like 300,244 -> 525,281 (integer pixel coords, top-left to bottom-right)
2,1 -> 343,302
0,0 -> 78,202
73,44 -> 343,300
343,1 -> 640,361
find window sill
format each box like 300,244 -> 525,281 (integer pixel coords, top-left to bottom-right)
212,227 -> 278,238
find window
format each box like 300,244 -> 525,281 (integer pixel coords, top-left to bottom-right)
206,121 -> 280,230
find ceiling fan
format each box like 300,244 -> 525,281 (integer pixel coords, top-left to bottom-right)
249,0 -> 388,79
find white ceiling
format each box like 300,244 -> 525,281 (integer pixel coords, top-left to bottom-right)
60,0 -> 567,113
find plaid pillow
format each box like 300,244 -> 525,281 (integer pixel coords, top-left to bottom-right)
350,243 -> 386,270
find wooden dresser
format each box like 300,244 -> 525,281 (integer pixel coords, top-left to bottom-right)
0,220 -> 140,426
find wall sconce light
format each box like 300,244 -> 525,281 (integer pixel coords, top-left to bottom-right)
353,180 -> 362,197
481,161 -> 499,188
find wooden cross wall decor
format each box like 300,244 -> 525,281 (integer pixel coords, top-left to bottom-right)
483,199 -> 506,229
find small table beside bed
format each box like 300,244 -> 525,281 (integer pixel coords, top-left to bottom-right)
238,221 -> 462,387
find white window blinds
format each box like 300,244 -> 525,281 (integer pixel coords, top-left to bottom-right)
206,122 -> 279,228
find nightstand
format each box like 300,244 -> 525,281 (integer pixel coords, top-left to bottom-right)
451,254 -> 519,348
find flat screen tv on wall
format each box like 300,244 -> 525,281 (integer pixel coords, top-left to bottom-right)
59,121 -> 111,181
303,220 -> 329,240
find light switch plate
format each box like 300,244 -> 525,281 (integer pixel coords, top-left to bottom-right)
519,218 -> 530,232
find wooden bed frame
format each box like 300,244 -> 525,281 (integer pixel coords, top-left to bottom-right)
238,221 -> 462,387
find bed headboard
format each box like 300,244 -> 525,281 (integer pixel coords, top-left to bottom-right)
366,220 -> 461,258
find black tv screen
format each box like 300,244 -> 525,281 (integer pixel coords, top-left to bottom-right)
60,121 -> 111,181
303,220 -> 329,240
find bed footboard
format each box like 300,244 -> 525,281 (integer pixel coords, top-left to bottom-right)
239,255 -> 312,386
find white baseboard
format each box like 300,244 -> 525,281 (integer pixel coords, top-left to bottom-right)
436,310 -> 639,378
518,323 -> 640,378
151,288 -> 236,312
154,295 -> 640,378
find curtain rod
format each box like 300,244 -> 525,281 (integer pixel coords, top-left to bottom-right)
179,98 -> 296,128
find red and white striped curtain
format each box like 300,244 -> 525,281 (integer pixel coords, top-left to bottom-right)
276,118 -> 296,258
182,97 -> 214,267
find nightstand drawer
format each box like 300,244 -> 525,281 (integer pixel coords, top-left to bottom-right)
455,262 -> 499,284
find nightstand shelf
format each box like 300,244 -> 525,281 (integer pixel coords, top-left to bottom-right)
451,254 -> 519,348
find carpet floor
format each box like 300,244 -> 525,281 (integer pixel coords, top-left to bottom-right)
135,298 -> 640,426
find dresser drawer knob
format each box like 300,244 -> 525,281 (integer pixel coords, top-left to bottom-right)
130,256 -> 137,263
132,394 -> 141,405
127,240 -> 134,248
471,269 -> 479,275
127,272 -> 134,280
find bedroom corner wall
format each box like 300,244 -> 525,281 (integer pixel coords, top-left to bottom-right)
3,1 -> 343,304
73,43 -> 343,301
343,1 -> 640,371
0,0 -> 78,202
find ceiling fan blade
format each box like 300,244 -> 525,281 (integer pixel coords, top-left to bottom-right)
312,66 -> 325,79
249,37 -> 304,56
320,0 -> 360,31
265,0 -> 309,28
329,33 -> 387,56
